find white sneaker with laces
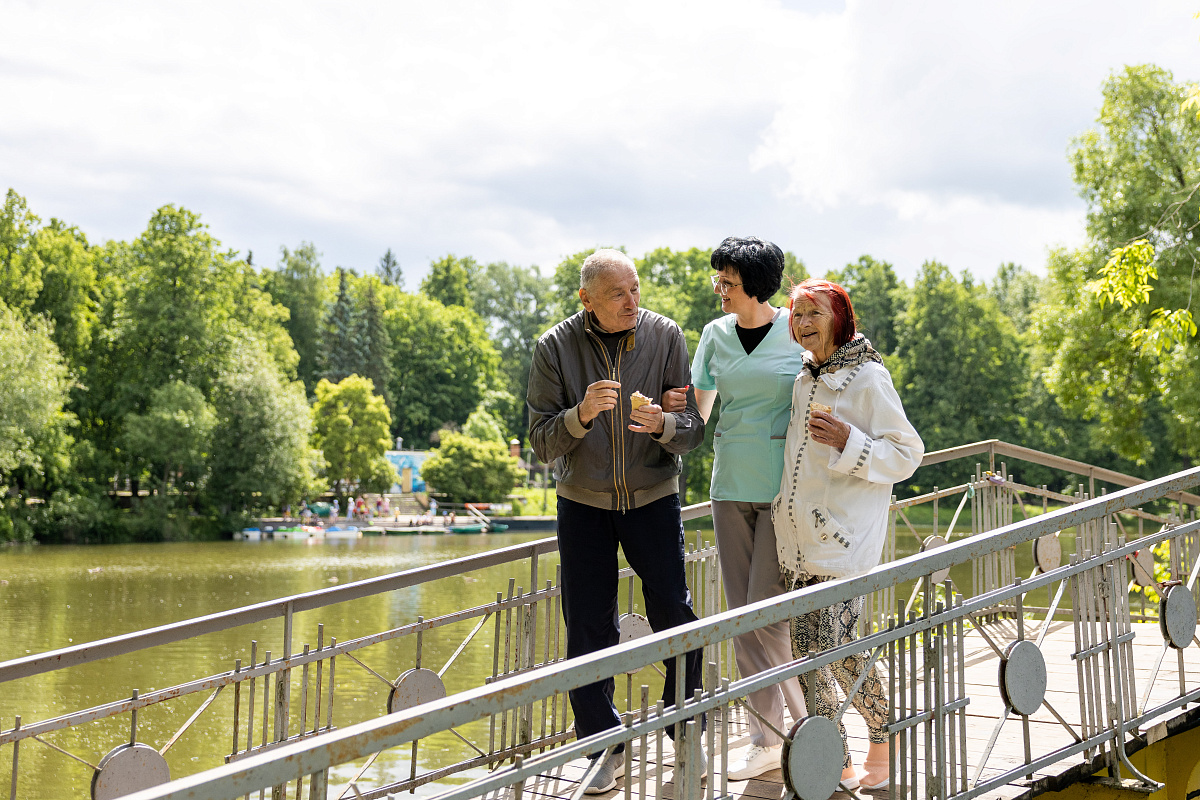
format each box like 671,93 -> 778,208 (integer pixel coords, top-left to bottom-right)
728,743 -> 781,781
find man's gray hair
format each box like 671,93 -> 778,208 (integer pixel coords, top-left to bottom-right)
580,249 -> 636,291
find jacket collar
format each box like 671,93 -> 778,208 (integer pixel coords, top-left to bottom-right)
582,309 -> 642,348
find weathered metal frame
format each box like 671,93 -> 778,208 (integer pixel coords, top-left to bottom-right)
4,443 -> 1198,800
99,465 -> 1200,800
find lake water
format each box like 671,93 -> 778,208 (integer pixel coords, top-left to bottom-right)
0,520 -> 1094,797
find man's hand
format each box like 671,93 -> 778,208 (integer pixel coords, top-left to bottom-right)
629,402 -> 665,435
660,386 -> 688,413
808,410 -> 850,451
579,380 -> 621,425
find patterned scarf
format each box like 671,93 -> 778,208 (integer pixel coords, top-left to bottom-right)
805,333 -> 882,379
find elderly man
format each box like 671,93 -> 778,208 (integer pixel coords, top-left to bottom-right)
527,249 -> 705,793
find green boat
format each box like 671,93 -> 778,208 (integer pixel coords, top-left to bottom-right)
448,522 -> 509,533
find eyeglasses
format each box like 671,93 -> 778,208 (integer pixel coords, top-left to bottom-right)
710,275 -> 742,295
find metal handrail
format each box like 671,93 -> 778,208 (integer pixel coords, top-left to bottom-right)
116,464 -> 1200,800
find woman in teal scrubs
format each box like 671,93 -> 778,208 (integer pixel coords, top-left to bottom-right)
666,236 -> 808,781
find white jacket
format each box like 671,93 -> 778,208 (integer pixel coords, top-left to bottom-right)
772,359 -> 924,579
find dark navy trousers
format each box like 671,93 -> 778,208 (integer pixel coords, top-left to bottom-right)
556,494 -> 704,745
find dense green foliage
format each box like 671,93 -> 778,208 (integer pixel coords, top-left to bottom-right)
421,432 -> 524,503
1038,65 -> 1200,468
311,375 -> 397,495
1,63 -> 1196,542
265,242 -> 326,391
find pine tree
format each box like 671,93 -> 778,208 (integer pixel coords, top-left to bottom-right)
267,242 -> 325,392
322,268 -> 365,382
376,248 -> 403,288
359,280 -> 394,411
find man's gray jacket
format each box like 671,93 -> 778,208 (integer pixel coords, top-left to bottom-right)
527,308 -> 704,512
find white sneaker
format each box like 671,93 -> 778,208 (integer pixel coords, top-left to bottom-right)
728,744 -> 781,781
583,750 -> 625,795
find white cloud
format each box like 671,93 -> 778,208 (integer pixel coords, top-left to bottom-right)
0,0 -> 1197,283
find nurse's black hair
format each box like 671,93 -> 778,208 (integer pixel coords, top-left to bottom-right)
710,236 -> 785,303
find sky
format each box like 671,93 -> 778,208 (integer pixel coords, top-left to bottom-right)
2,1 -> 1199,286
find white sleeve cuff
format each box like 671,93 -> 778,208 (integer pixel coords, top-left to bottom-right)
829,425 -> 871,477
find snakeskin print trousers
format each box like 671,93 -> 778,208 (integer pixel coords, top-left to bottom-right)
787,571 -> 889,769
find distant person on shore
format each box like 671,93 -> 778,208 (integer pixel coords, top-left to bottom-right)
331,498 -> 340,521
527,248 -> 705,794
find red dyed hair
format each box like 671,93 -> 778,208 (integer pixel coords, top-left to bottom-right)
789,279 -> 857,347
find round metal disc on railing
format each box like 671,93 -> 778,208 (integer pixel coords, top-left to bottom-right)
1129,549 -> 1156,587
920,535 -> 950,584
1160,584 -> 1197,650
780,716 -> 842,800
998,640 -> 1046,716
1033,533 -> 1062,573
618,613 -> 654,674
91,743 -> 170,800
388,667 -> 447,714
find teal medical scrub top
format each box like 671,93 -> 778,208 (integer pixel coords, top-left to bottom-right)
690,306 -> 807,502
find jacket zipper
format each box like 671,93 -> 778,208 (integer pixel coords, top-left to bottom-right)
586,325 -> 626,511
614,343 -> 629,512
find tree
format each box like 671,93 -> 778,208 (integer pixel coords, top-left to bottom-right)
384,292 -> 500,449
420,432 -> 524,503
462,407 -> 507,443
377,248 -> 403,288
122,381 -> 215,498
1037,65 -> 1200,464
266,242 -> 326,392
772,251 -> 810,307
892,262 -> 1025,487
358,279 -> 393,411
0,189 -> 44,315
471,261 -> 552,439
208,339 -> 321,512
989,262 -> 1042,332
547,249 -> 593,323
421,254 -> 477,308
637,247 -> 722,339
0,301 -> 74,540
97,206 -> 244,417
322,268 -> 365,383
31,220 -> 98,369
311,375 -> 397,495
827,256 -> 901,355
0,300 -> 72,482
72,206 -> 297,501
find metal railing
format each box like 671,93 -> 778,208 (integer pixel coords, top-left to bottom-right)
3,441 -> 1198,800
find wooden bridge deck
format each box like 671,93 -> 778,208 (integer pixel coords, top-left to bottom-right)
481,621 -> 1198,800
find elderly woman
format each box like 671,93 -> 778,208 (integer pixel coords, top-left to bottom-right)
773,278 -> 923,791
664,237 -> 809,781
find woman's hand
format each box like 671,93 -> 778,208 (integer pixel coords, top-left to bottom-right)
809,410 -> 850,451
660,386 -> 688,413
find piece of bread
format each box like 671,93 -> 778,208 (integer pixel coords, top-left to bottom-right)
809,402 -> 832,415
630,391 -> 652,411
